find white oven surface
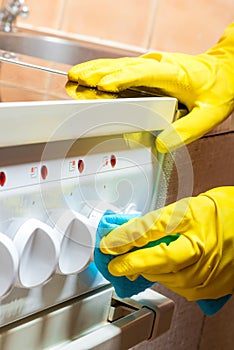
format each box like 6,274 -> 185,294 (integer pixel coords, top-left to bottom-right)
0,62 -> 178,349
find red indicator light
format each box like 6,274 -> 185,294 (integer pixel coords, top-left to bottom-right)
78,159 -> 84,173
110,154 -> 117,168
0,172 -> 6,186
41,165 -> 48,180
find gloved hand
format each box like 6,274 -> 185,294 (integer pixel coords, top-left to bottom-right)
99,187 -> 234,304
68,23 -> 234,152
94,211 -> 179,298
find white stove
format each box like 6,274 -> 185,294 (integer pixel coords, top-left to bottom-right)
0,60 -> 180,349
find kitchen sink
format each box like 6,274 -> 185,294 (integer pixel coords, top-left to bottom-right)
0,32 -> 140,65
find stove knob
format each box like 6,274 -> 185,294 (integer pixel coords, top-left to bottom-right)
0,233 -> 18,299
53,210 -> 94,275
13,219 -> 59,288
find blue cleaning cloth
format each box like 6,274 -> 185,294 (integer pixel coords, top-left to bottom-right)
196,295 -> 232,316
94,211 -> 154,298
94,211 -> 232,315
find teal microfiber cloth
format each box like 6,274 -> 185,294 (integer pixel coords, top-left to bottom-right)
196,295 -> 232,316
94,211 -> 232,316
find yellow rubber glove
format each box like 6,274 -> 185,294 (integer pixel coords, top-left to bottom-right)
99,186 -> 234,301
68,23 -> 234,152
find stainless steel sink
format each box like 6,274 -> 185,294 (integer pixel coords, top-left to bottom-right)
0,32 -> 139,65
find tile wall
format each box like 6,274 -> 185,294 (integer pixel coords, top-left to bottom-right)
7,0 -> 234,53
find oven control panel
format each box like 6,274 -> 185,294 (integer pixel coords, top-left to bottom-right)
0,134 -> 157,326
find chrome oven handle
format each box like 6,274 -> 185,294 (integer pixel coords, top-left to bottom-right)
61,288 -> 175,350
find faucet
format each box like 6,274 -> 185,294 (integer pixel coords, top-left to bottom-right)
0,0 -> 29,32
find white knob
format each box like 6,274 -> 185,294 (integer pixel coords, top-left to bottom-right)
13,219 -> 60,288
0,233 -> 18,299
53,210 -> 94,275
